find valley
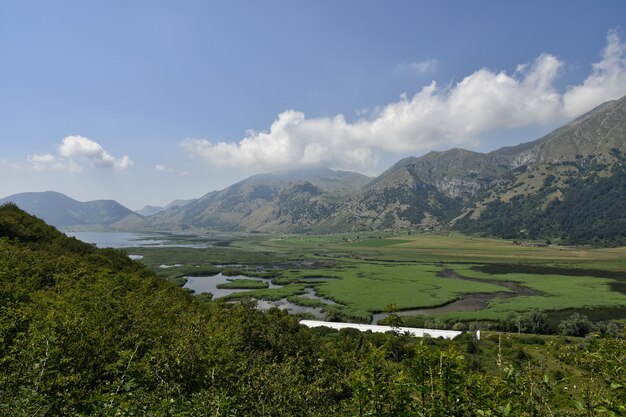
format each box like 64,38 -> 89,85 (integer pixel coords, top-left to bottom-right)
5,5 -> 626,413
121,230 -> 626,330
3,175 -> 626,415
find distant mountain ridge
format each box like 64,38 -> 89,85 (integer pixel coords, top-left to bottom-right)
136,199 -> 195,217
143,95 -> 626,245
453,95 -> 626,245
0,191 -> 140,229
145,168 -> 372,232
5,95 -> 626,245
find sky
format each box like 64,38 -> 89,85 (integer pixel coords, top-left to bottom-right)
1,1 -> 626,210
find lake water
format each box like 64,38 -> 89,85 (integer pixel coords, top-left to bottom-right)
183,273 -> 282,299
67,232 -> 164,248
67,231 -> 207,249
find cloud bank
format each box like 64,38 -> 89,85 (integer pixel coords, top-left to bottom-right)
183,30 -> 626,171
29,135 -> 132,172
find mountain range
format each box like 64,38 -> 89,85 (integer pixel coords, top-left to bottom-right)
3,95 -> 626,245
0,191 -> 141,229
136,199 -> 195,217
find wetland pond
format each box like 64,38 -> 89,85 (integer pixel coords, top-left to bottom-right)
184,273 -> 281,299
184,274 -> 330,319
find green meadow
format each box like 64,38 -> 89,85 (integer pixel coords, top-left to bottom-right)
132,231 -> 626,325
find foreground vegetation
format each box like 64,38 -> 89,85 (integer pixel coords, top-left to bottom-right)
1,203 -> 626,415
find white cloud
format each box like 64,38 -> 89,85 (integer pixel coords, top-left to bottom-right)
27,135 -> 132,172
183,31 -> 626,171
154,164 -> 168,172
563,30 -> 626,117
27,153 -> 81,172
397,59 -> 438,74
59,135 -> 132,170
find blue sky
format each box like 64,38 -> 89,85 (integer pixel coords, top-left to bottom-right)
1,1 -> 626,209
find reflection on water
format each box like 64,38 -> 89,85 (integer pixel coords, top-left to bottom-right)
184,274 -> 281,299
185,275 -> 328,319
67,231 -> 208,249
302,287 -> 337,305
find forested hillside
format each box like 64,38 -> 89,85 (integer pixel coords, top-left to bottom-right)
456,150 -> 626,246
1,203 -> 625,415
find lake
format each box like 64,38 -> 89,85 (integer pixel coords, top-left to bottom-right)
66,231 -> 207,249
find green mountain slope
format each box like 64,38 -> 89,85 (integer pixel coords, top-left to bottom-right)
0,203 -> 340,414
456,96 -> 626,245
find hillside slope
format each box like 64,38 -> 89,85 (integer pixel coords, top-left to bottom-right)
455,96 -> 626,245
147,168 -> 372,232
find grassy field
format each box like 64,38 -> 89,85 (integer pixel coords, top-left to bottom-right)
311,263 -> 507,320
130,231 -> 626,325
216,278 -> 269,289
265,232 -> 626,270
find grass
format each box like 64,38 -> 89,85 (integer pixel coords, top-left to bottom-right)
346,239 -> 412,247
216,279 -> 269,289
223,284 -> 307,302
441,274 -> 626,320
133,231 -> 626,325
435,269 -> 626,321
313,263 -> 506,320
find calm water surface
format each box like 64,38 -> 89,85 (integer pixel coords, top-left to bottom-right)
184,274 -> 282,299
67,231 -> 207,249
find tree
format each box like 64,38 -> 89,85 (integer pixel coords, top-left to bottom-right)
382,304 -> 404,332
516,310 -> 549,334
558,313 -> 593,337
